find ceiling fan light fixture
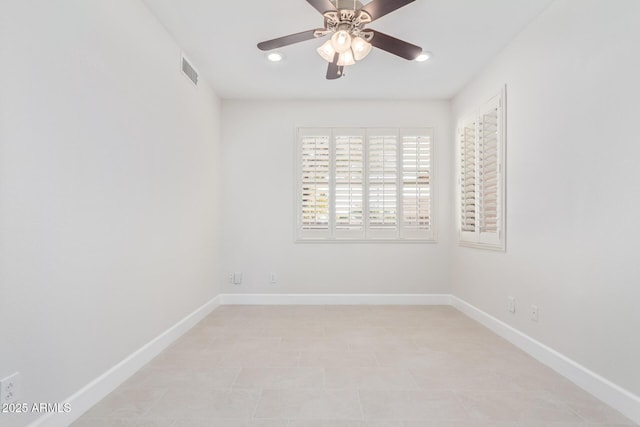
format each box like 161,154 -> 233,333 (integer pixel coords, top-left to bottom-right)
257,0 -> 423,80
351,36 -> 372,61
331,30 -> 352,53
337,49 -> 356,66
317,39 -> 336,63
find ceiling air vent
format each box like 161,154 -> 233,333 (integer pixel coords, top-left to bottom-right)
181,54 -> 198,86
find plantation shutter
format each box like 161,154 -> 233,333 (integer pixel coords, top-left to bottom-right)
298,128 -> 331,238
457,89 -> 505,250
479,102 -> 499,235
297,127 -> 435,242
334,129 -> 365,238
400,129 -> 433,239
368,130 -> 398,239
459,118 -> 477,240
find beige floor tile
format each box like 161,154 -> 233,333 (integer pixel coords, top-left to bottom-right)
233,367 -> 325,389
254,389 -> 362,420
173,420 -> 282,427
518,424 -> 639,427
289,421 -> 403,427
146,347 -> 226,370
209,350 -> 302,368
347,336 -> 423,353
546,386 -> 637,424
409,359 -> 521,391
324,367 -> 418,390
299,351 -> 378,367
150,388 -> 260,419
403,422 -> 519,427
121,366 -> 241,390
323,326 -> 390,339
212,336 -> 283,351
374,350 -> 447,370
72,306 -> 638,427
71,420 -> 175,427
280,337 -> 352,352
359,390 -> 471,421
459,391 -> 585,423
79,387 -> 168,420
250,325 -> 327,339
133,421 -> 176,427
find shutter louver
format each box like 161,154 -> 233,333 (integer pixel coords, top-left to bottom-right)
300,134 -> 330,232
480,107 -> 499,234
402,134 -> 431,231
460,122 -> 477,233
335,133 -> 364,236
368,134 -> 398,233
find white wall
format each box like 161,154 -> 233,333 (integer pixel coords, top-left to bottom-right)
451,0 -> 640,396
0,1 -> 221,425
220,100 -> 452,295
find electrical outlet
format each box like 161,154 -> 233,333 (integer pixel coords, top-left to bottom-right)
531,305 -> 539,322
233,272 -> 242,285
507,296 -> 516,313
269,272 -> 277,284
0,372 -> 21,405
228,273 -> 242,285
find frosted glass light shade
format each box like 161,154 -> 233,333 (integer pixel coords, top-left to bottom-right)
317,39 -> 336,63
337,49 -> 355,66
331,30 -> 352,53
351,36 -> 372,61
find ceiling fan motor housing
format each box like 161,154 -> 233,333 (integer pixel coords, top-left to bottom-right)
324,8 -> 372,38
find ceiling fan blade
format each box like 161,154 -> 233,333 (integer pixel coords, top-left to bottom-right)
369,30 -> 422,60
257,29 -> 324,51
306,0 -> 338,15
326,53 -> 344,80
360,0 -> 416,22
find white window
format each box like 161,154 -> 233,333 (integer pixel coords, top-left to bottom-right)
457,89 -> 506,250
297,127 -> 435,242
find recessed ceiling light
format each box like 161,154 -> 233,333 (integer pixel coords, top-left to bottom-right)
267,52 -> 284,62
415,52 -> 432,62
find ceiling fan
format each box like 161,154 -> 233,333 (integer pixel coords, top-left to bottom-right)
257,0 -> 423,80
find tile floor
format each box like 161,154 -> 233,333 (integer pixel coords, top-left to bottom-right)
72,305 -> 637,426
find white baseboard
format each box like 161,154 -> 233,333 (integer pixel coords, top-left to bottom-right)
451,296 -> 640,425
220,293 -> 452,306
30,295 -> 221,427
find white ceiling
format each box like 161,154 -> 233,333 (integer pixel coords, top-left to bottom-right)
142,0 -> 554,100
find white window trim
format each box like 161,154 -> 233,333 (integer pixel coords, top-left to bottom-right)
456,87 -> 506,251
295,127 -> 437,243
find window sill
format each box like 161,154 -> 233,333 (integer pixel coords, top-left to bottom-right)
458,240 -> 505,252
295,238 -> 438,244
